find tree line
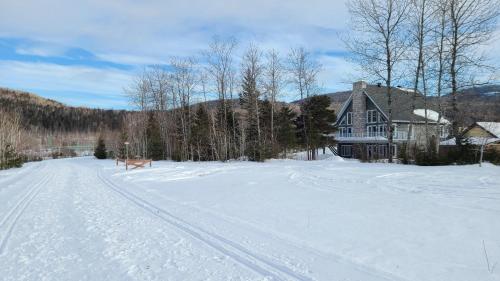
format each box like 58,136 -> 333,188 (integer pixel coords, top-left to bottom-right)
115,39 -> 336,162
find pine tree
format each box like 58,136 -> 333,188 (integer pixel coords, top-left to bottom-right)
94,135 -> 107,159
190,106 -> 212,161
240,68 -> 263,161
297,96 -> 336,160
259,100 -> 276,159
277,106 -> 297,158
146,112 -> 164,160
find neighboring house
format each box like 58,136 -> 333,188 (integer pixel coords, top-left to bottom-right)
441,122 -> 500,150
333,81 -> 449,159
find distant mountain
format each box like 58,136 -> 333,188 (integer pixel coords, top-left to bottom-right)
0,88 -> 127,132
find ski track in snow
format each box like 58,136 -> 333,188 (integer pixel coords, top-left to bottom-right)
0,165 -> 52,255
0,157 -> 499,281
107,165 -> 406,281
97,169 -> 314,281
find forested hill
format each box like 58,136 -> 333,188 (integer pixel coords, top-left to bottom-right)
2,84 -> 498,133
0,88 -> 127,132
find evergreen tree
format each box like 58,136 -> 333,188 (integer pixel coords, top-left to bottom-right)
0,143 -> 23,169
259,100 -> 276,159
240,68 -> 263,161
190,106 -> 212,161
297,96 -> 336,160
146,112 -> 164,160
94,135 -> 107,159
277,106 -> 297,158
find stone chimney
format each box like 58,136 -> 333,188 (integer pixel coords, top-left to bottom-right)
352,81 -> 367,135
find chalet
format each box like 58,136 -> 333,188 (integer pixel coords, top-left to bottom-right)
333,81 -> 450,159
441,122 -> 500,151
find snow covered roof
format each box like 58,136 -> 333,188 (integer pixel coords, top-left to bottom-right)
413,109 -> 450,124
476,122 -> 500,137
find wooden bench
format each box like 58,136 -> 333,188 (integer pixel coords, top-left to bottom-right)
116,158 -> 152,170
125,159 -> 152,170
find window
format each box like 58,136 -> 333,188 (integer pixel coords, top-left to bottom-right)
377,111 -> 383,122
366,110 -> 378,123
439,126 -> 447,138
347,127 -> 352,137
378,145 -> 387,158
339,127 -> 353,137
378,124 -> 387,137
367,125 -> 378,137
341,145 -> 352,157
367,145 -> 377,158
340,117 -> 346,125
346,112 -> 353,125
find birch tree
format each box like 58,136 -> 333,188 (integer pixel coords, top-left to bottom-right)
204,36 -> 238,160
447,0 -> 499,145
263,49 -> 286,150
287,47 -> 321,160
346,0 -> 411,163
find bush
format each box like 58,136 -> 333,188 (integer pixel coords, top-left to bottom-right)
94,136 -> 107,159
0,144 -> 23,170
484,147 -> 500,165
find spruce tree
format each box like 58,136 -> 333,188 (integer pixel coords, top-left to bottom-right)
146,112 -> 164,160
94,135 -> 107,159
297,96 -> 336,160
259,100 -> 275,159
277,106 -> 297,158
240,68 -> 262,161
190,106 -> 212,161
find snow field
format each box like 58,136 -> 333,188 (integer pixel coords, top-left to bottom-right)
0,157 -> 499,281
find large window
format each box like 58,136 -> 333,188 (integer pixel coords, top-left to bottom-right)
339,127 -> 353,137
367,125 -> 378,137
378,124 -> 387,137
341,145 -> 352,157
367,110 -> 378,123
346,112 -> 353,125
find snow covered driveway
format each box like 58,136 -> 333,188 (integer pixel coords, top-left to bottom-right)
0,158 -> 499,281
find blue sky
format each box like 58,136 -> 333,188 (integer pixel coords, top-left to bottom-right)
0,0 -> 498,109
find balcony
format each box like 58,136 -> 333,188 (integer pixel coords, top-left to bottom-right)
333,131 -> 411,142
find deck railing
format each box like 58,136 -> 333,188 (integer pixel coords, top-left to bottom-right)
334,131 -> 410,140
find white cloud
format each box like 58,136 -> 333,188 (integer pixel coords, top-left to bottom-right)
0,60 -> 133,101
0,0 -> 350,59
1,0 -> 497,107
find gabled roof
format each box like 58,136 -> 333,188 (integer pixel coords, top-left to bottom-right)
364,85 -> 438,122
476,122 -> 500,138
337,84 -> 444,123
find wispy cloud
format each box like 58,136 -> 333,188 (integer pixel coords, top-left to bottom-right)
0,60 -> 132,108
0,0 -> 498,108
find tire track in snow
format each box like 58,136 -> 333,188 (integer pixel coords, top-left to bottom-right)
0,170 -> 53,255
97,170 -> 313,281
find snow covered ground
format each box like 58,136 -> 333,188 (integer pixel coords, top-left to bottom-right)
0,157 -> 499,281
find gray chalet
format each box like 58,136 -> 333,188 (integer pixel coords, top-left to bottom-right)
333,81 -> 450,159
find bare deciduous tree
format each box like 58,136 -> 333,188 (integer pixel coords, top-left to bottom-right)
263,49 -> 287,147
204,36 -> 238,160
346,0 -> 411,163
287,47 -> 321,100
447,0 -> 499,145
